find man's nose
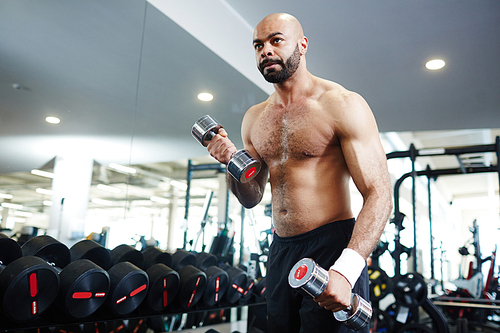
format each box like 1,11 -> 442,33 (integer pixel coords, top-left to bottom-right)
261,44 -> 274,57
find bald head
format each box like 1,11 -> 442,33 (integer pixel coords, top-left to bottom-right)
254,13 -> 304,41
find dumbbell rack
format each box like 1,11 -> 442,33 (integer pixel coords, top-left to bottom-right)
0,235 -> 267,332
0,298 -> 267,332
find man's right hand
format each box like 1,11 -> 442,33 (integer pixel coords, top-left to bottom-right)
206,128 -> 238,165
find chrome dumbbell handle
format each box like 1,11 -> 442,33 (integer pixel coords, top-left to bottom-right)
192,115 -> 261,183
288,258 -> 372,331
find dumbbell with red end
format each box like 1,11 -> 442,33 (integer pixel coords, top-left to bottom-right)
171,249 -> 207,310
104,244 -> 149,316
0,233 -> 59,321
141,247 -> 180,312
192,115 -> 261,183
70,239 -> 111,270
71,240 -> 149,316
194,252 -> 229,307
21,235 -> 110,319
254,277 -> 267,302
288,258 -> 372,331
236,264 -> 255,305
219,264 -> 248,305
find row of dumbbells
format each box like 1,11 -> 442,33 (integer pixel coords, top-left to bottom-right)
0,233 -> 267,322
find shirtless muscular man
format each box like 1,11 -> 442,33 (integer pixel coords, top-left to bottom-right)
206,13 -> 393,332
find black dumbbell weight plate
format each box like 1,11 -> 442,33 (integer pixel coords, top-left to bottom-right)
21,235 -> 71,268
172,250 -> 196,271
107,262 -> 149,315
110,245 -> 144,268
202,266 -> 229,307
70,239 -> 111,270
142,247 -> 172,269
58,259 -> 110,318
0,256 -> 59,321
239,277 -> 255,304
145,263 -> 180,312
177,265 -> 207,310
254,277 -> 267,301
0,233 -> 22,264
222,265 -> 247,304
195,252 -> 217,271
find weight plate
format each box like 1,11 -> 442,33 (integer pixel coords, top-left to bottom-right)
110,244 -> 144,268
107,262 -> 149,315
393,273 -> 428,307
171,250 -> 196,271
142,247 -> 172,270
222,265 -> 248,304
195,252 -> 218,271
202,266 -> 229,307
177,264 -> 207,310
70,239 -> 111,270
58,259 -> 110,318
145,263 -> 180,312
0,256 -> 59,321
368,266 -> 393,302
21,235 -> 71,269
239,277 -> 255,304
0,233 -> 22,265
254,277 -> 267,301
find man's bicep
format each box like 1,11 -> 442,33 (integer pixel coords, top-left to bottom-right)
338,97 -> 388,195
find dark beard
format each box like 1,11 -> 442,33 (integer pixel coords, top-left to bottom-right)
259,44 -> 301,83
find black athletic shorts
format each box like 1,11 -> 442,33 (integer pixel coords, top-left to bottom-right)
266,218 -> 369,333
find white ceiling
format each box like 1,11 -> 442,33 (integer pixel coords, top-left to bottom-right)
0,1 -> 499,227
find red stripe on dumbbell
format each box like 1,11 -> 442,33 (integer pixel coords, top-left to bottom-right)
95,292 -> 106,297
72,292 -> 92,299
130,284 -> 147,297
30,273 -> 37,297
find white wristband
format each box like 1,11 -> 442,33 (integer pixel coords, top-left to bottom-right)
329,248 -> 366,289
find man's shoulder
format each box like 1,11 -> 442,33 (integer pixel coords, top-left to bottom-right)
316,77 -> 361,104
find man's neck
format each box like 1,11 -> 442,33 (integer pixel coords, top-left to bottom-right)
272,67 -> 314,106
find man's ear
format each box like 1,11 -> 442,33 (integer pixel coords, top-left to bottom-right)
300,36 -> 309,55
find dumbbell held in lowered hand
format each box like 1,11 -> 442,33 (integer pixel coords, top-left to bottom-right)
192,115 -> 261,183
288,258 -> 372,331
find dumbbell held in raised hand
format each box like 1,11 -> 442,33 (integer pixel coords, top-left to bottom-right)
192,115 -> 261,183
288,258 -> 372,331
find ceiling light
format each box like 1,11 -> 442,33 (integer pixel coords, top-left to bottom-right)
45,116 -> 61,124
197,92 -> 214,102
170,180 -> 188,191
425,59 -> 446,70
150,196 -> 170,204
31,169 -> 55,178
43,200 -> 53,206
36,188 -> 53,196
97,184 -> 122,194
1,202 -> 23,210
91,198 -> 113,206
15,211 -> 33,217
0,193 -> 14,199
108,163 -> 137,174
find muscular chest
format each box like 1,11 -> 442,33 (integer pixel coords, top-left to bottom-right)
251,103 -> 338,165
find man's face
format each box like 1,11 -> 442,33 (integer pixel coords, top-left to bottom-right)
258,44 -> 301,83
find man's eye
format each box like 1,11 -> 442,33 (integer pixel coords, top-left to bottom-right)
254,44 -> 263,50
273,38 -> 282,44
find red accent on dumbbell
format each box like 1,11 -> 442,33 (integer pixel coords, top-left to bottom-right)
295,264 -> 308,280
72,292 -> 92,299
30,273 -> 37,297
245,167 -> 257,179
